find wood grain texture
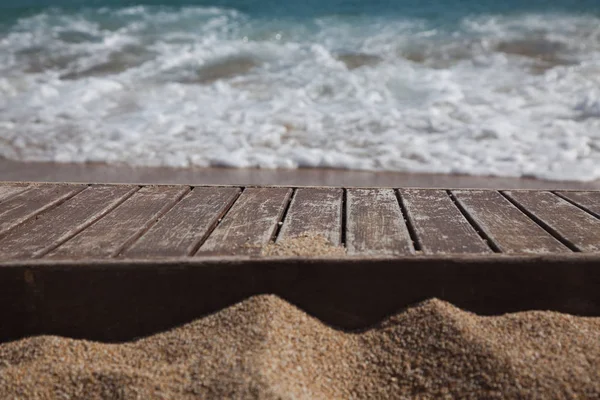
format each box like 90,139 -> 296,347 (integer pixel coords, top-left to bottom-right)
505,191 -> 600,252
400,189 -> 491,254
125,187 -> 241,257
0,185 -> 137,259
0,185 -> 29,202
556,191 -> 600,219
48,186 -> 189,259
277,188 -> 343,245
0,184 -> 84,237
452,190 -> 569,254
3,182 -> 599,261
197,187 -> 292,256
345,189 -> 412,256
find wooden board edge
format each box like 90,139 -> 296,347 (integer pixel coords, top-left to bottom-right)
1,253 -> 600,270
2,181 -> 598,191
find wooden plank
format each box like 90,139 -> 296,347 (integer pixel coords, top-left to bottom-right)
277,188 -> 343,245
452,190 -> 569,254
0,184 -> 84,237
124,187 -> 241,258
47,186 -> 189,259
346,189 -> 412,256
0,184 -> 29,202
400,189 -> 491,254
505,191 -> 600,252
556,191 -> 600,219
0,185 -> 137,259
197,187 -> 292,256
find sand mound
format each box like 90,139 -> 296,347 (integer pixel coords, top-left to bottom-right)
1,295 -> 599,399
262,233 -> 346,257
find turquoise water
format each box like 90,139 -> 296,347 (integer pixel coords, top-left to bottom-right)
1,0 -> 599,32
1,0 -> 600,180
2,0 -> 600,17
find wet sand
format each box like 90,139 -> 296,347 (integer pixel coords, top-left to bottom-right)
1,295 -> 598,399
1,158 -> 599,189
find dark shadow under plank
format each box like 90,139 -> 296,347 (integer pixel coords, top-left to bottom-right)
1,256 -> 599,343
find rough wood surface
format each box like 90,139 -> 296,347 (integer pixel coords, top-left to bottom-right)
452,190 -> 569,254
0,184 -> 84,237
505,191 -> 600,252
346,189 -> 412,256
1,183 -> 599,260
400,189 -> 491,254
556,191 -> 600,219
125,187 -> 241,257
0,186 -> 137,259
277,188 -> 343,245
47,186 -> 188,259
197,187 -> 292,256
0,184 -> 29,202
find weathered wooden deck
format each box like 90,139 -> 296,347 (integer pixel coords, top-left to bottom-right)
1,182 -> 600,259
1,182 -> 599,341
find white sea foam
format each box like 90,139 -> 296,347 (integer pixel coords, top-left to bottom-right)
1,7 -> 600,180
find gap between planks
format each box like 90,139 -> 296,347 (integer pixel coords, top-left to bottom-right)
33,186 -> 142,258
271,188 -> 296,243
190,187 -> 246,256
187,187 -> 245,257
3,184 -> 597,259
0,185 -> 87,242
113,187 -> 192,257
0,185 -> 32,204
499,191 -> 580,253
552,191 -> 600,221
446,190 -> 501,253
395,189 -> 421,252
340,188 -> 347,248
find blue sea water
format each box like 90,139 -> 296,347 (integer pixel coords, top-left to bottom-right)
1,0 -> 600,180
1,0 -> 600,18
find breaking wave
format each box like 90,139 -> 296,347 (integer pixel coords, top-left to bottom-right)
1,6 -> 600,180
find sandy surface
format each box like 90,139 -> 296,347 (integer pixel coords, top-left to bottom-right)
262,233 -> 347,257
1,295 -> 598,399
2,159 -> 599,399
1,158 -> 599,189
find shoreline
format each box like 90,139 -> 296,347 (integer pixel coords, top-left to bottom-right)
1,158 -> 599,189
